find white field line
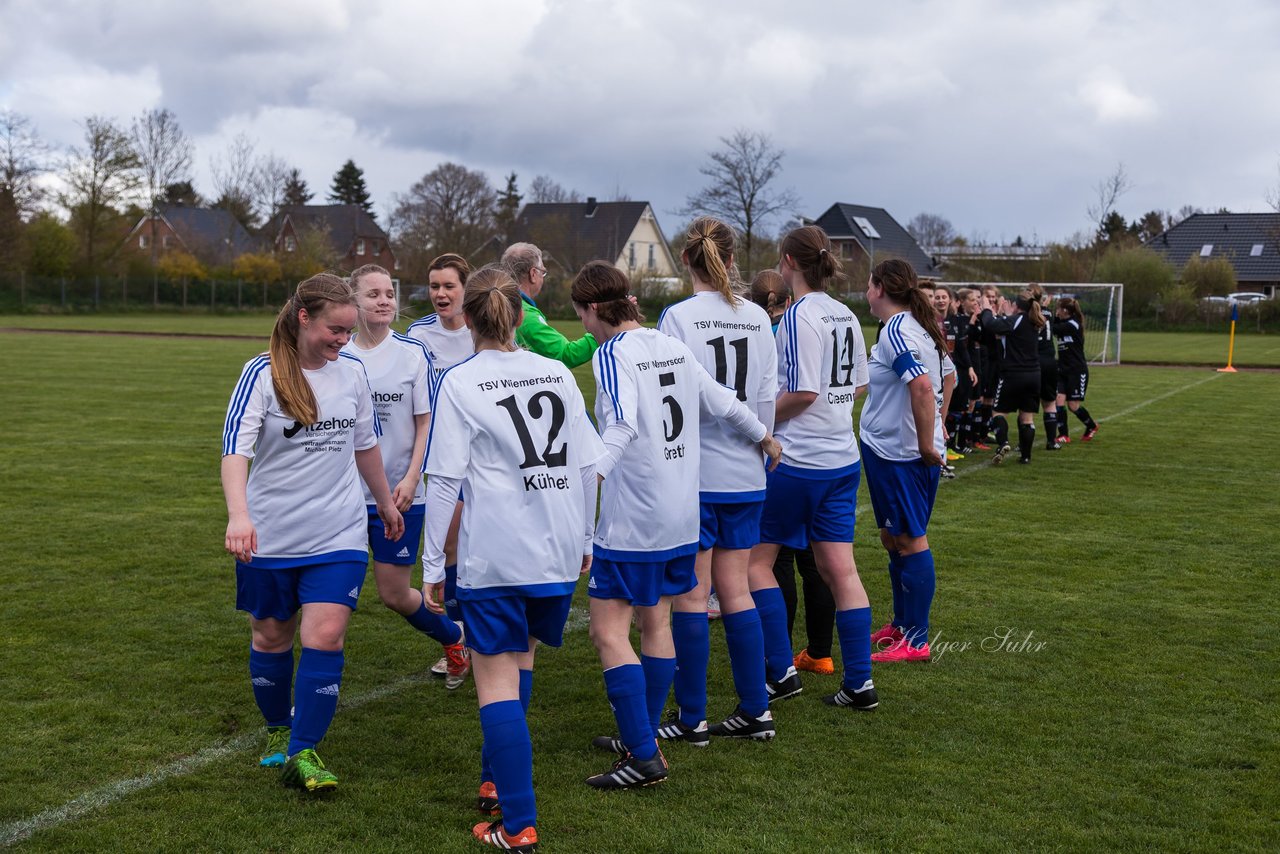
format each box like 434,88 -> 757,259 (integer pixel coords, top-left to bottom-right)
0,373 -> 1220,848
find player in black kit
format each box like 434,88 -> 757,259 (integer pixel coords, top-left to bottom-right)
978,287 -> 1045,464
1052,297 -> 1099,442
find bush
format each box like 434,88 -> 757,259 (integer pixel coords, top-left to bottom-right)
1179,256 -> 1237,297
1094,246 -> 1175,317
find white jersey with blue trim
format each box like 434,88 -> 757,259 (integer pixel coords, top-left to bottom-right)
342,331 -> 432,506
592,328 -> 766,560
221,353 -> 379,567
860,310 -> 947,461
424,349 -> 604,596
658,291 -> 777,501
406,314 -> 474,373
775,292 -> 869,474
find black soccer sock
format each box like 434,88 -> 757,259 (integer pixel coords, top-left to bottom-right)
992,414 -> 1009,445
1057,409 -> 1070,438
980,403 -> 994,437
1074,406 -> 1096,430
1018,422 -> 1035,461
1042,411 -> 1057,441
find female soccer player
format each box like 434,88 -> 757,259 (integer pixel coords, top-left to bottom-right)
1028,284 -> 1062,451
749,224 -> 878,712
861,260 -> 948,663
422,265 -> 603,853
1052,297 -> 1099,441
656,217 -> 779,744
751,270 -> 835,676
980,286 -> 1045,464
407,252 -> 475,681
343,265 -> 468,686
222,273 -> 404,792
934,286 -> 973,460
575,261 -> 780,788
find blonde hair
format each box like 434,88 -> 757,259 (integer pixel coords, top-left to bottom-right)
1020,283 -> 1048,329
463,264 -> 522,347
269,273 -> 356,425
684,217 -> 738,308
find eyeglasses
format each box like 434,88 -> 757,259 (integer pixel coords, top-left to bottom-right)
534,267 -> 547,277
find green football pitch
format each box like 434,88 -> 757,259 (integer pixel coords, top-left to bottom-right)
2,326 -> 1276,851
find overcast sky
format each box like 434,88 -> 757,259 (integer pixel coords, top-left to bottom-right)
3,0 -> 1278,245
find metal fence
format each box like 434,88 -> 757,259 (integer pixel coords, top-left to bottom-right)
0,273 -> 296,311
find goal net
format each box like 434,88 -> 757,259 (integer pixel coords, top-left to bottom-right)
944,282 -> 1123,365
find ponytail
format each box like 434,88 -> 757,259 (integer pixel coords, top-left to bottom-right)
684,217 -> 739,308
269,272 -> 355,425
1021,284 -> 1048,330
871,259 -> 948,355
463,264 -> 523,347
571,260 -> 644,325
780,225 -> 844,292
1058,297 -> 1084,325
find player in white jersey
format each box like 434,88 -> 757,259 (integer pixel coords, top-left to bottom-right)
343,265 -> 470,686
655,217 -> 779,743
421,267 -> 604,853
406,253 -> 475,678
860,260 -> 948,664
573,261 -> 781,790
221,273 -> 404,793
750,225 -> 880,712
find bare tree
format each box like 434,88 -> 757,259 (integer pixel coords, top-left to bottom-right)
906,212 -> 958,247
1087,162 -> 1132,240
392,162 -> 495,275
131,108 -> 193,268
60,115 -> 141,273
0,109 -> 50,217
527,174 -> 582,204
679,130 -> 800,274
256,154 -> 292,224
1265,159 -> 1280,213
210,133 -> 263,228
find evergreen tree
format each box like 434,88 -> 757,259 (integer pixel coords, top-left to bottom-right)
328,159 -> 373,218
283,168 -> 313,207
494,172 -> 522,244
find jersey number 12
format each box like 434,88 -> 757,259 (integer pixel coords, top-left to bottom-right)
496,392 -> 567,469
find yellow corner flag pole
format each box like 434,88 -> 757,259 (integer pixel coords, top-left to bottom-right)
1217,302 -> 1238,373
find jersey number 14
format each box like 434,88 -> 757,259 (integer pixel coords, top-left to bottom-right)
830,327 -> 856,389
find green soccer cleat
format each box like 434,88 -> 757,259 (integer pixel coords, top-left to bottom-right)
259,725 -> 291,768
281,748 -> 338,792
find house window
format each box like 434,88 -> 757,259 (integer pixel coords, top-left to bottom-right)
356,238 -> 366,256
1200,244 -> 1213,257
138,234 -> 150,249
842,242 -> 854,260
370,239 -> 380,255
1251,244 -> 1264,257
629,242 -> 636,269
394,258 -> 401,270
648,244 -> 656,270
285,235 -> 297,252
162,235 -> 174,249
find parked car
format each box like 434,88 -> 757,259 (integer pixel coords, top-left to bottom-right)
1227,292 -> 1269,304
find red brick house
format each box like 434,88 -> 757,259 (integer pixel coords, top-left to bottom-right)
124,205 -> 258,266
265,204 -> 398,272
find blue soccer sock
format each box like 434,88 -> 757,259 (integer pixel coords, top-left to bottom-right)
288,647 -> 344,754
443,564 -> 461,622
403,593 -> 463,645
752,586 -> 795,682
835,608 -> 873,692
899,550 -> 936,648
479,700 -> 535,832
249,647 -> 293,728
603,664 -> 656,760
642,654 -> 678,731
886,550 -> 905,629
481,669 -> 534,786
670,611 -> 708,727
721,608 -> 768,716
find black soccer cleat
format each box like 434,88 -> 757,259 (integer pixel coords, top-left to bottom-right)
590,735 -> 627,756
765,666 -> 804,704
707,706 -> 776,740
585,750 -> 668,790
821,680 -> 879,711
655,712 -> 710,747
1045,440 -> 1061,451
992,443 -> 1012,465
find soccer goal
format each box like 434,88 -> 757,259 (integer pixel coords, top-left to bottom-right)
945,282 -> 1123,365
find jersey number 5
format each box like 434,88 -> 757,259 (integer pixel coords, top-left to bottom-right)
830,327 -> 856,389
497,392 -> 568,469
707,336 -> 748,401
659,372 -> 684,443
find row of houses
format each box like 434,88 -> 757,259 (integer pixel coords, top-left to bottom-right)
124,200 -> 1280,298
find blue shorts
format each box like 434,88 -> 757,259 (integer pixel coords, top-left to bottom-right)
458,592 -> 574,655
860,442 -> 940,538
760,465 -> 860,549
588,552 -> 697,607
235,561 -> 368,621
368,504 -> 424,566
699,500 -> 764,551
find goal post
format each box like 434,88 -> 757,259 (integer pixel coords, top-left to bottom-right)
942,282 -> 1123,365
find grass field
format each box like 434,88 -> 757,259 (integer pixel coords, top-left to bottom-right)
2,312 -> 1278,367
2,327 -> 1278,852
